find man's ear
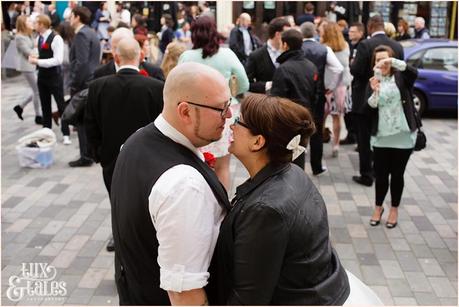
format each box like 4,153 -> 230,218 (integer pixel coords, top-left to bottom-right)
176,102 -> 193,124
114,53 -> 121,65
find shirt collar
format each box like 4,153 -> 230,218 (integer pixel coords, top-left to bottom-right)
371,31 -> 386,37
41,29 -> 52,40
75,24 -> 84,33
266,40 -> 278,52
303,38 -> 316,42
118,64 -> 139,72
154,114 -> 204,162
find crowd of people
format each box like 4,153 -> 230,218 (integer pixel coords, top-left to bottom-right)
3,1 -> 429,305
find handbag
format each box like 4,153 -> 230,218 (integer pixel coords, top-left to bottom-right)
414,129 -> 426,151
62,88 -> 88,125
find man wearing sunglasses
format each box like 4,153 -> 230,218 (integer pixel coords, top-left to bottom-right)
110,62 -> 232,305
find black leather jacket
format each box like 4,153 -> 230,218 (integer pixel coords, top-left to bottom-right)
216,163 -> 350,305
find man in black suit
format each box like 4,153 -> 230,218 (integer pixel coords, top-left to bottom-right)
68,6 -> 101,167
350,15 -> 404,186
245,17 -> 290,93
85,37 -> 164,252
48,4 -> 60,29
229,13 -> 261,66
94,27 -> 164,81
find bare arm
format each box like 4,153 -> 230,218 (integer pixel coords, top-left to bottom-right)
167,288 -> 208,306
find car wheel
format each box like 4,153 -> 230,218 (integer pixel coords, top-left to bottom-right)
413,90 -> 426,115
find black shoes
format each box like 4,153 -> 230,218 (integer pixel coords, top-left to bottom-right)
386,221 -> 398,229
352,175 -> 373,187
14,105 -> 24,120
35,116 -> 43,125
313,167 -> 328,176
370,208 -> 384,226
68,158 -> 93,167
106,237 -> 115,252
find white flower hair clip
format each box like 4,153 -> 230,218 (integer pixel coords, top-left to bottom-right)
286,134 -> 306,161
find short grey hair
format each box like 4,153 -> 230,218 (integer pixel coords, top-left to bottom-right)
116,37 -> 141,62
415,17 -> 425,27
300,22 -> 316,39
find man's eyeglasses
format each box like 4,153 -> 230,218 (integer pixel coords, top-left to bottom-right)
233,116 -> 250,130
185,99 -> 231,118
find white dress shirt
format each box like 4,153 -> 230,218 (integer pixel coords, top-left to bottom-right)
266,39 -> 281,68
148,115 -> 225,292
36,29 -> 64,68
240,27 -> 253,57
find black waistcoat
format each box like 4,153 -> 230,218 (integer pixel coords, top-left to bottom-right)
110,122 -> 231,305
38,32 -> 61,78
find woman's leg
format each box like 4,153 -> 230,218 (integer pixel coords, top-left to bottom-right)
371,147 -> 390,221
23,71 -> 42,117
387,148 -> 412,224
214,154 -> 231,192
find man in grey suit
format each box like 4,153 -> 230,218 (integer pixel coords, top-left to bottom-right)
68,6 -> 101,167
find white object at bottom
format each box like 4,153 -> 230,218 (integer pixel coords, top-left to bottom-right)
344,269 -> 384,305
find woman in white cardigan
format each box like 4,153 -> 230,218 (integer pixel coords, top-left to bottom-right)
14,15 -> 42,124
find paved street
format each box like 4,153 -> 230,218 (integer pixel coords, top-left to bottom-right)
1,73 -> 457,306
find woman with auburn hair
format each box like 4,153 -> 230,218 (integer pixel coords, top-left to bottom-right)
160,41 -> 187,78
216,93 -> 351,305
396,19 -> 411,41
320,21 -> 352,157
13,15 -> 43,124
178,15 -> 249,191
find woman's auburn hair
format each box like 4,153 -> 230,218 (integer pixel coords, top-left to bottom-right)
321,21 -> 347,52
241,94 -> 316,164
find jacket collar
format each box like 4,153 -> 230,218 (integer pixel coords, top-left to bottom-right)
276,49 -> 304,64
234,163 -> 290,203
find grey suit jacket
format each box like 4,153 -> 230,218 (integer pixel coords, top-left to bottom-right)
15,34 -> 35,72
69,25 -> 101,94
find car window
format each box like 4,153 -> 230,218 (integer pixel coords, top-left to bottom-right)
406,50 -> 424,67
421,47 -> 458,72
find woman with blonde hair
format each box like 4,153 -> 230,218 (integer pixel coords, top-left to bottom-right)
320,21 -> 352,157
160,41 -> 187,78
384,22 -> 396,39
13,15 -> 43,124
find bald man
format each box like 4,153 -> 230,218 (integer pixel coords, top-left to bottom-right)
85,37 -> 164,252
93,27 -> 164,81
229,12 -> 261,66
110,62 -> 231,305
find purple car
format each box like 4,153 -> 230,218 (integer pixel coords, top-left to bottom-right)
400,39 -> 458,115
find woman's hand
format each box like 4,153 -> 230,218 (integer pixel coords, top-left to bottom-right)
369,76 -> 380,92
374,57 -> 392,71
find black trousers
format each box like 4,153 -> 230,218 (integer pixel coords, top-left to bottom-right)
343,112 -> 356,140
374,147 -> 412,207
70,88 -> 91,161
355,113 -> 373,180
309,100 -> 325,173
37,74 -> 69,136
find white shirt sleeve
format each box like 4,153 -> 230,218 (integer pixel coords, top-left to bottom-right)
148,165 -> 225,292
36,34 -> 64,68
324,46 -> 344,90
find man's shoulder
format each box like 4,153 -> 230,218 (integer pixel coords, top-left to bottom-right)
250,44 -> 268,57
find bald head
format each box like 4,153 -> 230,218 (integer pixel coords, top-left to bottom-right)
239,13 -> 251,28
115,37 -> 141,65
111,27 -> 134,56
164,62 -> 228,111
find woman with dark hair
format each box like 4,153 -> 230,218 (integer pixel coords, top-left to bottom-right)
368,45 -> 419,228
13,15 -> 43,124
159,14 -> 175,53
216,93 -> 350,305
132,14 -> 148,36
93,2 -> 111,40
178,16 -> 249,191
56,21 -> 75,97
396,19 -> 411,41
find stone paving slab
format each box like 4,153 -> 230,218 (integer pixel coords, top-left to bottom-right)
2,74 -> 457,305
